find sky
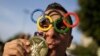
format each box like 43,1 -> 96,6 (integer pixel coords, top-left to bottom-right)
0,0 -> 82,43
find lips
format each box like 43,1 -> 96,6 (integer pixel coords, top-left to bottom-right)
48,44 -> 55,49
47,40 -> 60,49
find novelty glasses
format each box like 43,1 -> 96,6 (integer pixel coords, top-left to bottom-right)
31,9 -> 79,34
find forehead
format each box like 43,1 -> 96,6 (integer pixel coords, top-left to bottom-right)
45,9 -> 65,21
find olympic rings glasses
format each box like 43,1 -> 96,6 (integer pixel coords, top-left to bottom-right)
31,9 -> 79,34
37,15 -> 70,34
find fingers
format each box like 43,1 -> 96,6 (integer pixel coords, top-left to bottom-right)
3,39 -> 30,56
17,34 -> 31,53
18,39 -> 31,53
3,41 -> 23,56
4,48 -> 22,56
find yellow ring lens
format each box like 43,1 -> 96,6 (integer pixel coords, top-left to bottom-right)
37,15 -> 53,31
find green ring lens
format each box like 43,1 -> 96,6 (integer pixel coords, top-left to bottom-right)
53,17 -> 70,34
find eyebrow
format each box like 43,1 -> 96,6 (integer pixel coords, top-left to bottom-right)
46,10 -> 63,17
50,13 -> 61,17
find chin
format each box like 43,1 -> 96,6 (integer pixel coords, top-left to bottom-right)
48,44 -> 58,50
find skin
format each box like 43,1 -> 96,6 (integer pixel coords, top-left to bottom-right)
3,34 -> 30,56
3,9 -> 73,56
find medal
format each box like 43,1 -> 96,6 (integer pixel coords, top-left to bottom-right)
29,32 -> 48,56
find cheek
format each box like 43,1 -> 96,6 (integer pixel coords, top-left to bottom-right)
59,34 -> 67,40
59,35 -> 70,45
58,35 -> 69,47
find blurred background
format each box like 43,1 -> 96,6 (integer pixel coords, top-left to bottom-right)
0,0 -> 100,56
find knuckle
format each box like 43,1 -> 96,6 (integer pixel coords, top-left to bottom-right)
5,42 -> 10,46
15,43 -> 19,47
4,42 -> 10,48
11,40 -> 18,43
14,50 -> 19,54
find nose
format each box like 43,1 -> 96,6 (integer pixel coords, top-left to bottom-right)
45,27 -> 58,43
45,27 -> 56,38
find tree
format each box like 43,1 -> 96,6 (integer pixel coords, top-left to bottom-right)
70,41 -> 98,56
77,0 -> 100,46
0,39 -> 4,56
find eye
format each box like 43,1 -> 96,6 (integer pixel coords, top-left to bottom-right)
39,18 -> 51,28
56,19 -> 67,30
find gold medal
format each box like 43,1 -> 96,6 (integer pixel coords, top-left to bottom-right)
29,36 -> 48,56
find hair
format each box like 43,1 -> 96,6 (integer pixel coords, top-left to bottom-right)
45,2 -> 73,34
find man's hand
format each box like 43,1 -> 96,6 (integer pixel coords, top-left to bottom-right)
3,35 -> 30,56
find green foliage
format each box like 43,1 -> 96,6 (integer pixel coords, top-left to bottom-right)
77,0 -> 100,45
71,41 -> 98,56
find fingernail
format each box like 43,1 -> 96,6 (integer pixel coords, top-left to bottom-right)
26,41 -> 30,45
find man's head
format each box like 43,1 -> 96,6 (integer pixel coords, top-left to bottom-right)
38,2 -> 73,55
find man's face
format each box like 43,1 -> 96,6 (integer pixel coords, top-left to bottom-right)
38,9 -> 72,50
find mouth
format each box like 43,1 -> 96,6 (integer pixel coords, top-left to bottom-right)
47,41 -> 60,49
48,44 -> 56,49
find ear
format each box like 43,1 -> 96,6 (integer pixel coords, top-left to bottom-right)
67,35 -> 73,47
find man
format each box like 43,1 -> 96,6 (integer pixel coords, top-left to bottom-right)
3,2 -> 73,56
